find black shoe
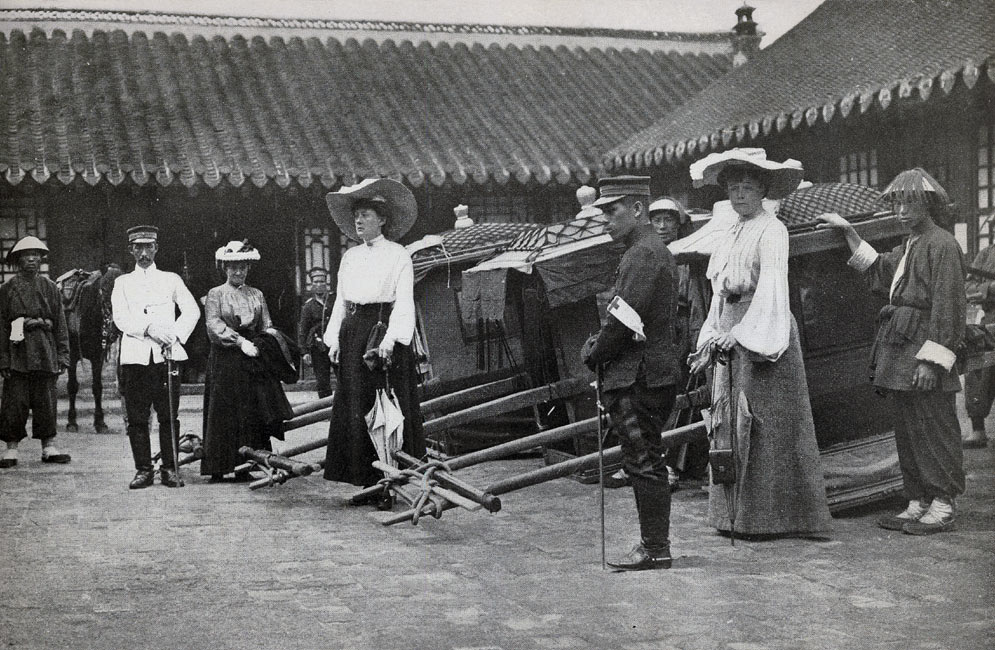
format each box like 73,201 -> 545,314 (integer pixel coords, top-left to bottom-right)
376,492 -> 395,511
160,468 -> 184,488
607,544 -> 672,571
129,470 -> 154,490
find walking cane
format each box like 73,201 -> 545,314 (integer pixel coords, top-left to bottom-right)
725,348 -> 737,546
595,364 -> 607,571
163,343 -> 184,487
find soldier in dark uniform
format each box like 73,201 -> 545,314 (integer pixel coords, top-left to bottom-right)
0,236 -> 71,468
298,267 -> 334,398
582,176 -> 680,571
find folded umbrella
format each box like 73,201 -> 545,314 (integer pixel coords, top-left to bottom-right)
365,382 -> 405,472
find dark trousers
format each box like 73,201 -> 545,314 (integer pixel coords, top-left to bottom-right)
121,362 -> 180,471
0,372 -> 58,443
605,381 -> 676,552
310,343 -> 333,398
889,390 -> 965,502
965,366 -> 995,425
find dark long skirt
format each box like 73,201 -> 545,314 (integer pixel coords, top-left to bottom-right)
324,304 -> 425,487
201,344 -> 291,476
708,301 -> 831,535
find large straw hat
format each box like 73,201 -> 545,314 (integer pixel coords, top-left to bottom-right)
5,235 -> 49,265
690,148 -> 804,200
325,178 -> 418,242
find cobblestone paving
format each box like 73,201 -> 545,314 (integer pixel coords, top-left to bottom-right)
1,392 -> 993,650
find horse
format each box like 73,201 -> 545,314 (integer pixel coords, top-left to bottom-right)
56,265 -> 123,433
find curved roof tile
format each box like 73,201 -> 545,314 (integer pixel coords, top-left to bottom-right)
607,0 -> 995,166
0,26 -> 730,187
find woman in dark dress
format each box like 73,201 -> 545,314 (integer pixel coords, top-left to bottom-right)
201,241 -> 294,481
322,179 -> 426,510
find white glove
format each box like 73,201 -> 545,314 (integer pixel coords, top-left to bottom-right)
146,323 -> 176,347
240,338 -> 259,357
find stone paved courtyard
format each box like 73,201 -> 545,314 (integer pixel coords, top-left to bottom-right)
1,391 -> 993,650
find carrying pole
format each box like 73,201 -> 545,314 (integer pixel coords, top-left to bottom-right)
164,345 -> 184,487
595,365 -> 607,571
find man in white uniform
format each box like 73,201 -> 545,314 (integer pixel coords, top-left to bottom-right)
111,226 -> 199,489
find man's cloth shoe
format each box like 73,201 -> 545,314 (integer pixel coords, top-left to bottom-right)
962,430 -> 988,449
607,544 -> 672,571
877,500 -> 929,531
903,499 -> 955,535
376,492 -> 395,511
129,470 -> 155,489
41,446 -> 71,464
160,468 -> 184,488
0,448 -> 18,468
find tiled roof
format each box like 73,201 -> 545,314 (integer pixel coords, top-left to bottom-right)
606,0 -> 995,168
410,222 -> 535,281
0,26 -> 732,189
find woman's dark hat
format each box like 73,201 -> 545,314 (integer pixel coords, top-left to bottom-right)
690,148 -> 804,200
325,178 -> 418,242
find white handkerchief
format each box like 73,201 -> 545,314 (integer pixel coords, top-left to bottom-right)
607,296 -> 646,341
9,317 -> 24,342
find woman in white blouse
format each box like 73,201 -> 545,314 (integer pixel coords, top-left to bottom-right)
322,179 -> 426,510
687,148 -> 831,538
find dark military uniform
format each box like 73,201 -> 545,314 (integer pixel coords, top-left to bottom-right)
298,293 -> 333,398
585,222 -> 680,560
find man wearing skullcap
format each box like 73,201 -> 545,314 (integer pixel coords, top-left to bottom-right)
0,236 -> 71,468
819,168 -> 966,535
111,226 -> 199,489
582,176 -> 680,570
298,268 -> 334,398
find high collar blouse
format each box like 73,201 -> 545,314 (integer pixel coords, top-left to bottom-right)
204,281 -> 272,347
698,208 -> 792,361
323,235 -> 416,349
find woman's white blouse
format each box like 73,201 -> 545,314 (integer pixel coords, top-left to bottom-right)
322,235 -> 416,349
697,208 -> 792,361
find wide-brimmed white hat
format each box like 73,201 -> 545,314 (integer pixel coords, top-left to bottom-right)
325,178 -> 418,242
690,148 -> 804,200
5,235 -> 49,264
215,240 -> 261,263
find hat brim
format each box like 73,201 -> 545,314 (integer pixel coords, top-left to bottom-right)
691,150 -> 804,200
590,195 -> 624,208
325,178 -> 418,242
129,237 -> 157,244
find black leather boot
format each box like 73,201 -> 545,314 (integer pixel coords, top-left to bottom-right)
129,469 -> 155,489
608,476 -> 672,571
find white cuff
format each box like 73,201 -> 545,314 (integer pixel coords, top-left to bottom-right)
915,340 -> 957,372
847,240 -> 878,272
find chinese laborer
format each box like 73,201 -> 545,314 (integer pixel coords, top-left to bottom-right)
818,168 -> 965,535
0,236 -> 71,468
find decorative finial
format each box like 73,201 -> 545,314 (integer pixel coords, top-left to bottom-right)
453,204 -> 474,229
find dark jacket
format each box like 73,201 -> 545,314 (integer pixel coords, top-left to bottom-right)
0,273 -> 70,374
585,224 -> 680,392
298,295 -> 332,350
